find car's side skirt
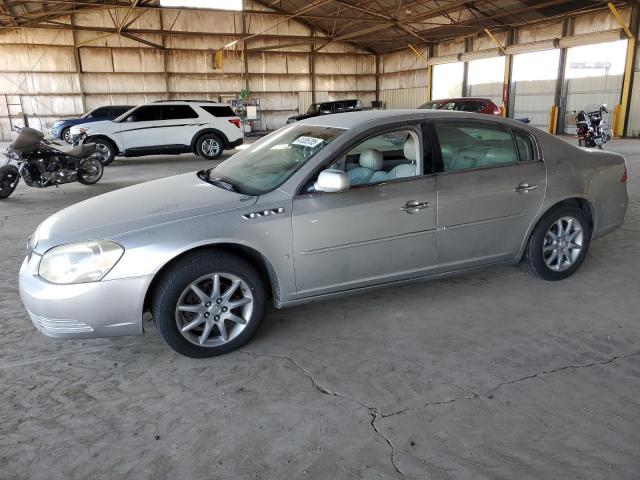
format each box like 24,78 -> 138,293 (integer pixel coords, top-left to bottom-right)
276,258 -> 518,309
123,144 -> 191,157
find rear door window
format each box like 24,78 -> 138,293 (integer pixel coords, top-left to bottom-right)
161,105 -> 199,120
514,131 -> 536,161
201,106 -> 236,117
435,122 -> 519,172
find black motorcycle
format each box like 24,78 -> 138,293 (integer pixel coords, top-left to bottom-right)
0,127 -> 104,199
575,105 -> 612,149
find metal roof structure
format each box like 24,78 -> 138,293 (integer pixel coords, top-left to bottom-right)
0,0 -> 631,52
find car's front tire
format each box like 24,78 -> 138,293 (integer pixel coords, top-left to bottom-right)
521,205 -> 591,280
62,127 -> 72,144
196,133 -> 224,160
88,136 -> 117,166
151,250 -> 266,358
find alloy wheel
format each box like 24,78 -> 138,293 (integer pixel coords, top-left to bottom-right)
175,272 -> 253,347
202,138 -> 220,157
63,129 -> 72,144
95,143 -> 110,160
542,216 -> 584,272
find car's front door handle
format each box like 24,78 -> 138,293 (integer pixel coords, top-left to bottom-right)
514,183 -> 538,193
401,200 -> 431,214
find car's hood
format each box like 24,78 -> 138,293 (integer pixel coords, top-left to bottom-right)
34,172 -> 257,253
70,120 -> 113,132
55,117 -> 81,124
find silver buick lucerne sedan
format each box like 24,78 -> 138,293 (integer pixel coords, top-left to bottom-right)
20,110 -> 628,357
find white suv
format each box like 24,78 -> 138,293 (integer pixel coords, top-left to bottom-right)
71,100 -> 243,165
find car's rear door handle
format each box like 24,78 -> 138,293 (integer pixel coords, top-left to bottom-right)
401,200 -> 431,214
514,183 -> 538,193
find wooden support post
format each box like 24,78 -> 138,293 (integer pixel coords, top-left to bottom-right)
70,13 -> 87,112
554,18 -> 571,134
407,43 -> 430,102
310,28 -> 316,105
502,29 -> 514,117
615,3 -> 638,137
462,37 -> 472,97
375,53 -> 380,103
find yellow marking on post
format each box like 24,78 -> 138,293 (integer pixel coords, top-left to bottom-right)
484,28 -> 507,55
608,2 -> 634,38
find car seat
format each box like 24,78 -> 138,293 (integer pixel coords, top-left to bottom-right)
347,149 -> 383,185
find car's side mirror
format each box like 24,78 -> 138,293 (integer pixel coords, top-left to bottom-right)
314,169 -> 350,193
126,116 -> 137,122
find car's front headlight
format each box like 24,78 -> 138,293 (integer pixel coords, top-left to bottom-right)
38,241 -> 124,284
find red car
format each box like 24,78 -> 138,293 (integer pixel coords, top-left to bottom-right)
419,97 -> 502,115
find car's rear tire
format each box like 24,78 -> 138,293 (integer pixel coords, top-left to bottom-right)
196,133 -> 224,160
521,205 -> 591,281
151,250 -> 266,358
0,165 -> 19,199
88,137 -> 117,166
62,127 -> 72,144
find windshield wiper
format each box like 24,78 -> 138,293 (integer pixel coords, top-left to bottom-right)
210,177 -> 237,192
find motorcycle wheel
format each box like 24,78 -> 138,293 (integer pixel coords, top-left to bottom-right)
0,165 -> 19,199
77,157 -> 104,185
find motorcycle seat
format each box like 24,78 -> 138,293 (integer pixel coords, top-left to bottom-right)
66,143 -> 98,158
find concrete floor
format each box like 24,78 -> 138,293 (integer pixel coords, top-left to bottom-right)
1,138 -> 639,480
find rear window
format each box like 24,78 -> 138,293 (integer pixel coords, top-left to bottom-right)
201,106 -> 236,117
441,101 -> 486,112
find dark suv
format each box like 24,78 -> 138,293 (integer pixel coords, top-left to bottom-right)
287,99 -> 363,124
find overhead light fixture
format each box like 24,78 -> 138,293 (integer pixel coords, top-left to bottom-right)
159,0 -> 242,11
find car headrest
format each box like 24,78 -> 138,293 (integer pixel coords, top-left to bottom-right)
359,149 -> 383,170
403,136 -> 417,162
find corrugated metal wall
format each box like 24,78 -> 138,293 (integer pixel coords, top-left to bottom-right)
377,8 -> 632,134
0,2 -> 376,139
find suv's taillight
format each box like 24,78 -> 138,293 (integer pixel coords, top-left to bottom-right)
621,165 -> 628,183
228,119 -> 241,128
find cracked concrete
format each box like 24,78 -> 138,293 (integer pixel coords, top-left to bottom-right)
1,139 -> 640,479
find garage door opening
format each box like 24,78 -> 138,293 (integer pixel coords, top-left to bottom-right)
468,56 -> 506,109
562,39 -> 627,132
512,49 -> 560,130
432,62 -> 464,100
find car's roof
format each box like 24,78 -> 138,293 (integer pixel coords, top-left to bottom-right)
431,97 -> 496,103
149,100 -> 228,106
297,109 -> 518,129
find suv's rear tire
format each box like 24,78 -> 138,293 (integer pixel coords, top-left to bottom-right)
152,250 -> 266,358
521,205 -> 591,281
196,133 -> 224,160
89,137 -> 117,166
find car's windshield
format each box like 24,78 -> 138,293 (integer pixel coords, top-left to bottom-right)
208,124 -> 344,195
306,104 -> 320,115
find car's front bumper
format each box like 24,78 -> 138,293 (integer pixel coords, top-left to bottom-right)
51,125 -> 63,138
19,254 -> 151,339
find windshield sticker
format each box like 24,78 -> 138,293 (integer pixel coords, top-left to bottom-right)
292,136 -> 324,148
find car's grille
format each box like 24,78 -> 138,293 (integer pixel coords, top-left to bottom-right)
28,310 -> 94,334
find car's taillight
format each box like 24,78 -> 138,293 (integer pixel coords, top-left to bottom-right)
621,165 -> 628,183
228,119 -> 241,128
